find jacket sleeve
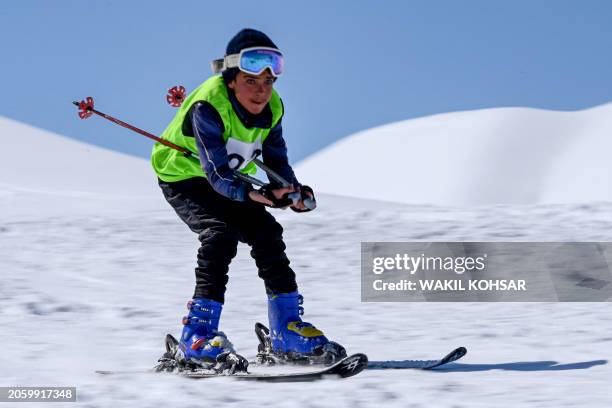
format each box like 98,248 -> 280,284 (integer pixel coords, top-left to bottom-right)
262,119 -> 300,186
190,102 -> 252,201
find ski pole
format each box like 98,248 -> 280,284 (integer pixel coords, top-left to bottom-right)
72,96 -> 311,208
253,158 -> 316,210
234,165 -> 313,210
72,97 -> 198,162
234,172 -> 266,187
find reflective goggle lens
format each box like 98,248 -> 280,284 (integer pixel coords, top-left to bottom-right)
240,48 -> 284,76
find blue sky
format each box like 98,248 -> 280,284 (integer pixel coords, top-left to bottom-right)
1,0 -> 611,162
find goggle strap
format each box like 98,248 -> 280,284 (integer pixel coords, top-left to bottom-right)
224,53 -> 240,69
210,58 -> 224,74
209,54 -> 241,74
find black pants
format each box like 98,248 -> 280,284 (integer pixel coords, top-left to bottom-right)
159,177 -> 297,303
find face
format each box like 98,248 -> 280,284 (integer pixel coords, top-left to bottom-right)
228,70 -> 275,114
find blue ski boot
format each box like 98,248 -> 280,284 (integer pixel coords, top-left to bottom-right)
174,298 -> 247,372
257,292 -> 346,365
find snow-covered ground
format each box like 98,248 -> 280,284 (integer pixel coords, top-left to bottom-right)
296,104 -> 612,206
1,116 -> 611,407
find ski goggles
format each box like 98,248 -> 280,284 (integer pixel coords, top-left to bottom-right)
211,47 -> 284,77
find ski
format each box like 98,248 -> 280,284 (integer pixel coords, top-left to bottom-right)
251,322 -> 466,370
182,353 -> 367,381
96,328 -> 465,381
96,352 -> 368,382
366,346 -> 467,370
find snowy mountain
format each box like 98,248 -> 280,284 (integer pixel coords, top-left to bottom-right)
0,116 -> 164,216
1,117 -> 159,194
1,116 -> 611,408
296,104 -> 612,205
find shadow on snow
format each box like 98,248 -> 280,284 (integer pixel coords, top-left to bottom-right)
367,359 -> 607,372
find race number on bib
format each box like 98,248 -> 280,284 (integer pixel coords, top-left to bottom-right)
226,138 -> 263,170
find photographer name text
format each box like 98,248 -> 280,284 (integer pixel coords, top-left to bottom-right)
373,279 -> 526,291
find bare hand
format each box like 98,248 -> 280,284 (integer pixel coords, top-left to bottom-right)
248,185 -> 296,208
248,190 -> 274,206
270,185 -> 296,200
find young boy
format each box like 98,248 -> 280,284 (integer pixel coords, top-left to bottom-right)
151,28 -> 344,369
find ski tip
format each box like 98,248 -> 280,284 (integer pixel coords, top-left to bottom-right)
424,346 -> 467,370
334,353 -> 368,378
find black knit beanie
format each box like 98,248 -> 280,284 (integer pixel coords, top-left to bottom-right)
222,28 -> 279,84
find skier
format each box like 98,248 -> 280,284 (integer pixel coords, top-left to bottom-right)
151,28 -> 344,371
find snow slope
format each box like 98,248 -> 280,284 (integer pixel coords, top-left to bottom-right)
0,116 -> 164,216
1,117 -> 160,196
1,117 -> 611,408
296,104 -> 612,205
